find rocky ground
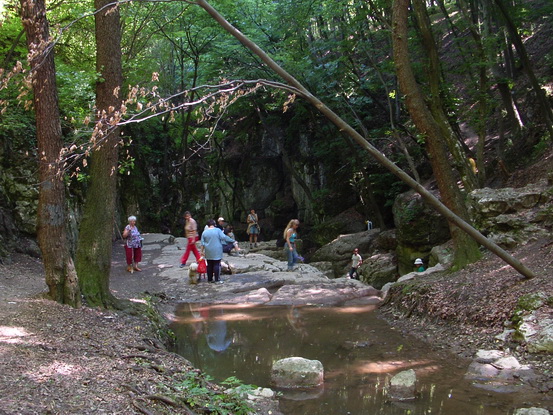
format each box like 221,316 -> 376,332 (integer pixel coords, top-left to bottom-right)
0,233 -> 552,413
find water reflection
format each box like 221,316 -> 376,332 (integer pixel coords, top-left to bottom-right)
171,304 -> 544,415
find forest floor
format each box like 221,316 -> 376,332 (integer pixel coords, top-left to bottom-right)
1,213 -> 553,413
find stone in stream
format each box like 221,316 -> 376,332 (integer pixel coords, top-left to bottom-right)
271,357 -> 324,389
388,369 -> 417,401
513,408 -> 550,415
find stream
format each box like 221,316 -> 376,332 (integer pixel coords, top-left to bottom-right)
171,302 -> 538,414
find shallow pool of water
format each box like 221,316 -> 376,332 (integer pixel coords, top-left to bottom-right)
171,303 -> 542,415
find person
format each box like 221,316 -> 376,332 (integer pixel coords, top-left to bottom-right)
223,225 -> 239,256
349,248 -> 363,280
201,219 -> 239,283
216,217 -> 225,231
283,219 -> 300,271
180,211 -> 200,268
122,215 -> 143,272
246,209 -> 259,248
414,258 -> 425,272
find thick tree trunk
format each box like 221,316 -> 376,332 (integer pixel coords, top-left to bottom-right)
194,0 -> 536,279
411,0 -> 478,192
75,0 -> 123,307
20,0 -> 80,306
393,0 -> 482,269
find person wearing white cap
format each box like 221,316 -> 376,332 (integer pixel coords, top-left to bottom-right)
216,217 -> 225,231
414,258 -> 425,272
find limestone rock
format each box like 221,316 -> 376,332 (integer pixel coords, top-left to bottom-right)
513,408 -> 550,415
465,350 -> 537,393
310,230 -> 380,263
359,252 -> 397,289
388,369 -> 417,401
516,310 -> 553,353
271,357 -> 324,389
393,190 -> 451,275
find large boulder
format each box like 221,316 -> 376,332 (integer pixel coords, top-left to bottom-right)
310,230 -> 380,264
271,357 -> 324,389
515,309 -> 553,353
393,191 -> 450,275
358,252 -> 397,289
467,181 -> 553,248
513,408 -> 550,415
465,350 -> 537,393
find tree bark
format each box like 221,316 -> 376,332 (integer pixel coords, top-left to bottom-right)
411,0 -> 478,192
194,0 -> 536,279
394,0 -> 482,270
75,0 -> 124,307
20,0 -> 80,306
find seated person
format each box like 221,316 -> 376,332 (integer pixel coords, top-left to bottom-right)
223,226 -> 239,256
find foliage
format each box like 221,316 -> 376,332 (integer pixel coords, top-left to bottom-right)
161,371 -> 255,415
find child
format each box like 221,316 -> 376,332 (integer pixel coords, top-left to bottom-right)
349,248 -> 363,280
197,256 -> 207,281
414,258 -> 425,272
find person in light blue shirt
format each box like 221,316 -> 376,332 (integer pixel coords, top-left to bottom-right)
201,219 -> 238,283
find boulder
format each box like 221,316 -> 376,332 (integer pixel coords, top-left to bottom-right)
271,357 -> 324,389
515,309 -> 553,353
465,350 -> 537,393
513,408 -> 550,415
310,230 -> 380,263
388,369 -> 417,401
467,182 -> 552,248
393,191 -> 450,275
468,182 -> 550,217
358,252 -> 397,289
267,282 -> 380,306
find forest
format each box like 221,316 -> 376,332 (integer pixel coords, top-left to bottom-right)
0,0 -> 552,306
0,0 -> 552,413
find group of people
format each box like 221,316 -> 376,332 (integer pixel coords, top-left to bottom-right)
179,212 -> 239,284
122,212 -> 427,282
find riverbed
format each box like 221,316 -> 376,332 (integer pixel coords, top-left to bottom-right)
170,302 -> 539,415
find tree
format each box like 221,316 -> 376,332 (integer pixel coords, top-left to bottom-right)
393,0 -> 481,269
20,0 -> 80,306
75,0 -> 124,307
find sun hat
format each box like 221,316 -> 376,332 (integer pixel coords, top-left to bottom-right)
218,217 -> 225,222
414,258 -> 423,265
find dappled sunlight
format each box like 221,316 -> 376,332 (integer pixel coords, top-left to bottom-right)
331,305 -> 378,314
27,361 -> 84,382
325,359 -> 441,381
0,326 -> 32,344
129,298 -> 148,305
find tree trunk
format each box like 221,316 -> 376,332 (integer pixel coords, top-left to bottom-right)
394,0 -> 482,269
195,0 -> 536,279
75,0 -> 123,307
411,0 -> 478,192
20,0 -> 80,307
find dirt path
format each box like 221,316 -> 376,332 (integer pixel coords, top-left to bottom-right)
0,243 -> 281,415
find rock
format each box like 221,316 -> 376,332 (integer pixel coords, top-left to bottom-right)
359,252 -> 397,289
513,408 -> 550,415
466,350 -> 537,393
267,282 -> 380,306
388,369 -> 417,401
271,357 -> 324,389
516,310 -> 553,353
393,190 -> 451,275
475,349 -> 506,363
310,230 -> 380,263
